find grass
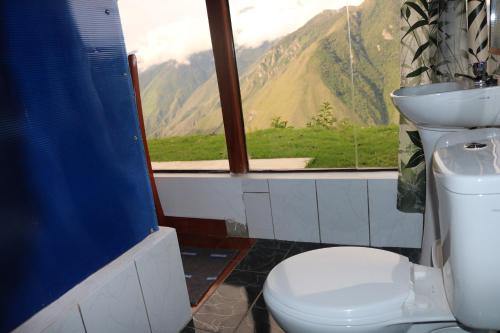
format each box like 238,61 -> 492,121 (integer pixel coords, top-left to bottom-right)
148,125 -> 399,168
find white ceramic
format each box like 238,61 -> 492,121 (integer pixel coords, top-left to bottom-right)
263,247 -> 454,333
391,82 -> 500,265
433,128 -> 500,330
390,81 -> 500,128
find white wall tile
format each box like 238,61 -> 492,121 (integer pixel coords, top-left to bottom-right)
135,231 -> 191,333
40,306 -> 85,333
244,193 -> 274,239
269,180 -> 319,242
155,177 -> 246,224
241,178 -> 269,193
317,180 -> 369,245
368,179 -> 423,248
79,263 -> 151,333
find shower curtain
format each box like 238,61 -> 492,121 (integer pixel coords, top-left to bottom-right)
397,0 -> 498,213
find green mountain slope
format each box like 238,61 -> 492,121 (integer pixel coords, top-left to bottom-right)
140,0 -> 399,138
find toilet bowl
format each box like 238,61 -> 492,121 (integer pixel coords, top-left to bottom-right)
263,247 -> 456,333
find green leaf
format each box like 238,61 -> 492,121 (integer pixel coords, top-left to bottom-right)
406,6 -> 411,19
404,1 -> 428,21
405,150 -> 425,168
418,0 -> 429,12
402,19 -> 428,40
412,41 -> 430,63
406,66 -> 429,78
476,38 -> 488,54
407,130 -> 422,148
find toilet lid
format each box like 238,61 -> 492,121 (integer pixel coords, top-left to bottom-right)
264,247 -> 411,326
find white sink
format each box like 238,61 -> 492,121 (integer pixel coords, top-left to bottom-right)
390,80 -> 500,267
391,81 -> 500,128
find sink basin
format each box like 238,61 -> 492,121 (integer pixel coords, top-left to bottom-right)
391,81 -> 500,128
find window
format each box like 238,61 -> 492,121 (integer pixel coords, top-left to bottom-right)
119,0 -> 399,172
119,0 -> 229,171
231,0 -> 399,169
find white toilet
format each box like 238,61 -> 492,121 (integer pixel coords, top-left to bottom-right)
263,128 -> 500,333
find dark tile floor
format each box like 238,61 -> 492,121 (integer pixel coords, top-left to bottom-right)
181,239 -> 421,333
181,247 -> 238,305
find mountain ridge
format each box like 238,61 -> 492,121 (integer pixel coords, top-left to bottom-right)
139,0 -> 399,138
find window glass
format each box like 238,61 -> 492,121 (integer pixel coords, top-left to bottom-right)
230,0 -> 399,170
348,0 -> 400,168
119,0 -> 229,171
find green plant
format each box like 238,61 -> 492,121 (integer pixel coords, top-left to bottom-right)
307,102 -> 336,128
270,116 -> 289,128
404,130 -> 424,168
397,129 -> 426,212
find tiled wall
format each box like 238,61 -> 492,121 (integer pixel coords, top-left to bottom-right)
15,228 -> 191,333
155,172 -> 423,248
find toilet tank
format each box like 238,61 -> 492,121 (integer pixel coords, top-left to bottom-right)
432,128 -> 500,330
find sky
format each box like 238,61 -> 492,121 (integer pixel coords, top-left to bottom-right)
118,0 -> 364,70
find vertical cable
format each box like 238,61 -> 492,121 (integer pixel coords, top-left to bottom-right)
346,1 -> 359,168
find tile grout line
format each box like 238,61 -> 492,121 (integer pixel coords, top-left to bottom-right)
77,304 -> 88,333
267,180 -> 278,239
134,261 -> 153,333
233,289 -> 265,332
366,180 -> 372,246
314,180 -> 322,243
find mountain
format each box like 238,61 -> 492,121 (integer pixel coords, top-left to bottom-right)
139,0 -> 400,138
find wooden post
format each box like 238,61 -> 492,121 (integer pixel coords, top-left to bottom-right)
128,54 -> 168,226
205,0 -> 249,173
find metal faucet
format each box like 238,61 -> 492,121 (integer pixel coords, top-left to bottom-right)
454,61 -> 498,87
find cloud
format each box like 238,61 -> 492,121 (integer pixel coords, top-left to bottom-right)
119,0 -> 364,70
135,17 -> 212,66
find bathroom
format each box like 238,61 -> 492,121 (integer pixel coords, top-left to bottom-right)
1,0 -> 500,332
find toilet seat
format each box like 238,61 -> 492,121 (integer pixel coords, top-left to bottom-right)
264,247 -> 410,326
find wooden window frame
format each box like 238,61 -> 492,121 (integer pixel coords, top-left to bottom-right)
205,0 -> 249,174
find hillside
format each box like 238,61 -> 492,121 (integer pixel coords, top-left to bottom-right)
139,0 -> 399,138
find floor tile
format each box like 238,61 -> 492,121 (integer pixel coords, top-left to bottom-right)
286,241 -> 333,258
191,271 -> 266,332
224,270 -> 267,289
253,239 -> 294,251
235,307 -> 285,333
235,246 -> 288,274
253,294 -> 267,310
380,247 -> 421,264
181,247 -> 237,305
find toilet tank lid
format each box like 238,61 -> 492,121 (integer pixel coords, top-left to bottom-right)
433,128 -> 500,195
263,247 -> 410,326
